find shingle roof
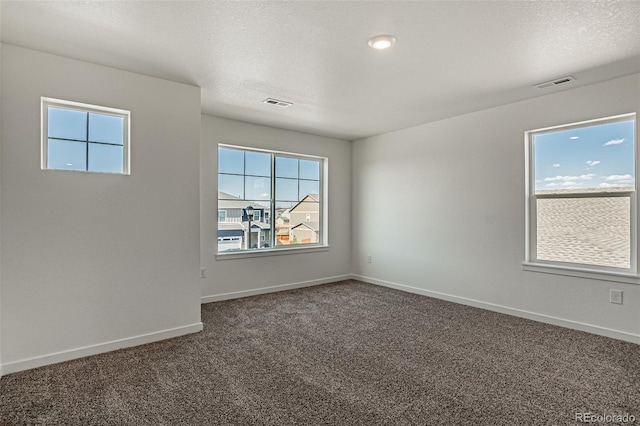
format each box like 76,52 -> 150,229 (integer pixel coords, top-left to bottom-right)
291,221 -> 319,232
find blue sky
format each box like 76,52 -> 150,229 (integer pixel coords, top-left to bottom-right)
218,148 -> 320,207
534,119 -> 635,191
47,106 -> 124,173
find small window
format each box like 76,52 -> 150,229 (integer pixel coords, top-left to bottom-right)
526,113 -> 636,274
218,210 -> 227,222
253,210 -> 260,221
42,97 -> 130,174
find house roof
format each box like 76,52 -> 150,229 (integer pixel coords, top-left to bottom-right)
218,192 -> 267,210
289,194 -> 319,213
291,222 -> 319,232
218,222 -> 245,231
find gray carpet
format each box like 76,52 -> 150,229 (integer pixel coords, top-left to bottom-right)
1,280 -> 638,425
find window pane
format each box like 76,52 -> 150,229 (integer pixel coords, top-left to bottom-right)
88,113 -> 124,145
534,119 -> 635,192
218,174 -> 244,199
48,139 -> 87,171
276,177 -> 298,201
48,107 -> 87,141
299,180 -> 319,200
276,156 -> 298,178
299,159 -> 320,180
88,143 -> 123,173
219,148 -> 244,174
536,196 -> 630,269
245,151 -> 271,177
245,176 -> 271,200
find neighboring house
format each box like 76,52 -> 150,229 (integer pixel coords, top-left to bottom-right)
218,192 -> 271,250
275,208 -> 291,244
289,194 -> 320,244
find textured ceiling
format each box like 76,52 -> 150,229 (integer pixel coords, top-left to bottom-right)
1,1 -> 639,141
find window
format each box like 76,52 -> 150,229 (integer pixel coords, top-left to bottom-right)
218,210 -> 227,222
218,145 -> 325,253
42,97 -> 130,174
525,113 -> 637,275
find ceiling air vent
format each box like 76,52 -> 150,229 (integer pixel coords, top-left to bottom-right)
263,98 -> 292,108
534,76 -> 575,90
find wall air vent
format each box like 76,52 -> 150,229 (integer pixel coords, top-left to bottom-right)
534,76 -> 575,90
263,98 -> 293,108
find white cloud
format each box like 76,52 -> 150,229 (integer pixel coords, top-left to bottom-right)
552,163 -> 560,167
569,136 -> 579,140
603,138 -> 624,146
603,174 -> 633,181
599,182 -> 633,188
586,160 -> 600,166
561,181 -> 581,187
544,174 -> 595,182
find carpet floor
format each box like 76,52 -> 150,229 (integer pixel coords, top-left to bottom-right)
1,280 -> 638,425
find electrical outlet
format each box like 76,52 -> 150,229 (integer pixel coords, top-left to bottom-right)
366,255 -> 372,264
610,289 -> 623,305
200,267 -> 206,279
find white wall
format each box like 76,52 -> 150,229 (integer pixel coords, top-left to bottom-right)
352,74 -> 640,343
0,44 -> 202,373
200,115 -> 351,301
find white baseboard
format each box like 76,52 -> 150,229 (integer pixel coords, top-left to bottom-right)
353,274 -> 640,345
201,274 -> 352,304
1,322 -> 203,376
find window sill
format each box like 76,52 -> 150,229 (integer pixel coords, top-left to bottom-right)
522,262 -> 640,285
216,245 -> 329,260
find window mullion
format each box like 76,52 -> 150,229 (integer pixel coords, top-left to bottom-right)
271,154 -> 276,249
85,112 -> 89,171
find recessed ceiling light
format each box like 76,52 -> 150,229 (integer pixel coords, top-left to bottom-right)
570,136 -> 579,140
368,35 -> 396,50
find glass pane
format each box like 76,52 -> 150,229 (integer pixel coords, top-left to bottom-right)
48,139 -> 87,171
299,159 -> 320,180
276,177 -> 298,201
299,180 -> 319,200
89,113 -> 124,145
534,119 -> 635,192
218,174 -> 244,199
276,156 -> 298,178
88,143 -> 123,173
218,148 -> 244,174
245,151 -> 271,177
536,196 -> 630,269
245,176 -> 270,200
48,107 -> 87,141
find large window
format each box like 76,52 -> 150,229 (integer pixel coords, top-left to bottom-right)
525,113 -> 636,275
217,145 -> 325,253
42,97 -> 130,174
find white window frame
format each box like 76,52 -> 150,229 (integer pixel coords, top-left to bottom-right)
218,210 -> 227,222
523,113 -> 639,284
216,143 -> 328,259
41,97 -> 131,175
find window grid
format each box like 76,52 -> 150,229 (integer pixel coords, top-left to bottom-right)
218,145 -> 324,253
42,97 -> 130,175
526,113 -> 637,274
